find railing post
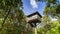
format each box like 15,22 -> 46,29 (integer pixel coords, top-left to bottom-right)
34,27 -> 37,34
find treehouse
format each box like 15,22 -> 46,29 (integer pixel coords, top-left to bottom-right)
26,12 -> 42,27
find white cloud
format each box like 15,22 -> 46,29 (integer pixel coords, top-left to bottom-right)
30,0 -> 38,8
51,18 -> 57,21
50,16 -> 57,21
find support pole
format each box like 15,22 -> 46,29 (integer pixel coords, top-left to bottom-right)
34,27 -> 37,34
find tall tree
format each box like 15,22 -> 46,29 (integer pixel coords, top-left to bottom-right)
36,0 -> 60,18
0,0 -> 32,34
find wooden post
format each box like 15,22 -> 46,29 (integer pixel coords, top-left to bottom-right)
34,27 -> 37,34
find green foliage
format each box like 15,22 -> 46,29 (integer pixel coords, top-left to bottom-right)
38,20 -> 60,34
0,0 -> 60,34
42,0 -> 60,18
0,0 -> 33,34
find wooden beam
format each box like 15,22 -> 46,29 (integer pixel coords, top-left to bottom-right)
34,27 -> 37,34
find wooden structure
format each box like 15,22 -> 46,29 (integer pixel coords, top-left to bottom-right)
26,12 -> 42,27
26,12 -> 42,34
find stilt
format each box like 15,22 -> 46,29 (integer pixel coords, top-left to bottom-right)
34,27 -> 37,34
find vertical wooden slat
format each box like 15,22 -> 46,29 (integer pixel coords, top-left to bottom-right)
34,27 -> 37,34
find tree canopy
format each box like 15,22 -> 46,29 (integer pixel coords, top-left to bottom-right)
0,0 -> 60,34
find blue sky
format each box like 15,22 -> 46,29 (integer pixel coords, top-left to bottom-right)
22,0 -> 58,28
22,0 -> 46,16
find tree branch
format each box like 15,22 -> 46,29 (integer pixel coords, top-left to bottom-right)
2,10 -> 10,26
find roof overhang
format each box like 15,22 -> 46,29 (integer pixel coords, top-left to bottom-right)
26,11 -> 42,27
